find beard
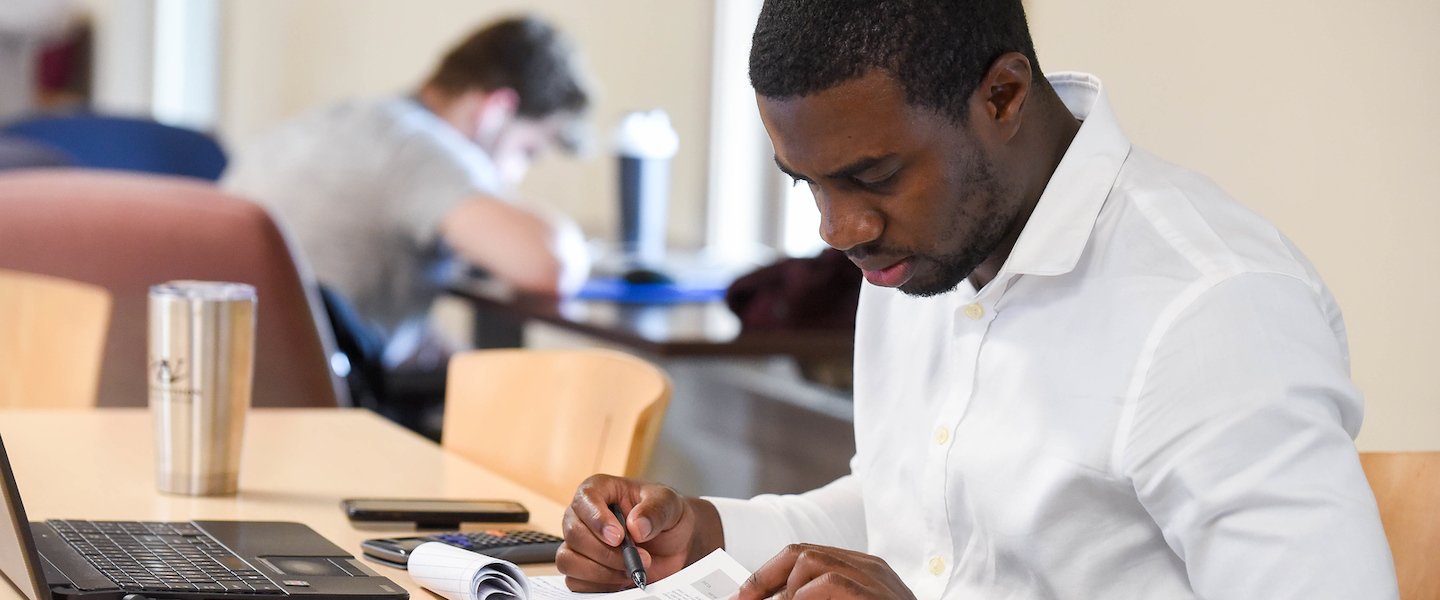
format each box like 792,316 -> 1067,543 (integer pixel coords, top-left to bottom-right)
895,151 -> 1017,297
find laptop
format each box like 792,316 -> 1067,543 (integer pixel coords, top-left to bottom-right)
0,433 -> 408,600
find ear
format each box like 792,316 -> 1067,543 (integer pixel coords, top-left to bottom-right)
474,87 -> 521,141
967,52 -> 1033,145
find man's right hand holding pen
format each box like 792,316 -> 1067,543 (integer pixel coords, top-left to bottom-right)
557,475 -> 917,600
556,474 -> 725,593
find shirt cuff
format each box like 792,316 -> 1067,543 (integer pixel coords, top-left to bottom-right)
702,496 -> 797,572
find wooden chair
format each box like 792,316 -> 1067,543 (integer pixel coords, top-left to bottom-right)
0,270 -> 112,408
442,349 -> 672,505
1361,452 -> 1440,600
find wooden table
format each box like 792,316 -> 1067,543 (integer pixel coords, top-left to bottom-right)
0,408 -> 565,600
447,281 -> 855,360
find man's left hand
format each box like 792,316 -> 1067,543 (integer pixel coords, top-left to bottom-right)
734,544 -> 918,600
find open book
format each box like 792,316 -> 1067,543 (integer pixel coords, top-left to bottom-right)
407,541 -> 752,600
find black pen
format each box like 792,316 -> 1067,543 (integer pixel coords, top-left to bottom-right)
609,504 -> 648,590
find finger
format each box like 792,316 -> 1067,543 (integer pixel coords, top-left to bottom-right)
555,542 -> 633,586
564,576 -> 630,594
789,572 -> 870,600
784,548 -> 864,599
561,504 -> 632,571
628,484 -> 685,543
572,475 -> 630,546
736,545 -> 804,600
554,543 -> 634,591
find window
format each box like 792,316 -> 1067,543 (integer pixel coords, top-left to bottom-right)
706,0 -> 827,260
151,0 -> 219,130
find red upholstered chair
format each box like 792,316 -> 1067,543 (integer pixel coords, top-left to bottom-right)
0,169 -> 344,407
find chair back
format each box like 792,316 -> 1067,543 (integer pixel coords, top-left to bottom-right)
443,349 -> 672,504
0,169 -> 341,407
3,115 -> 226,180
0,135 -> 71,170
0,270 -> 111,407
1361,451 -> 1440,600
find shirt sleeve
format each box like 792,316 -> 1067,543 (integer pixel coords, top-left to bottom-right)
703,473 -> 868,572
383,110 -> 505,247
1120,271 -> 1398,599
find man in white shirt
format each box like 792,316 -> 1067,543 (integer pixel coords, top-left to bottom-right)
555,1 -> 1398,598
224,17 -> 591,361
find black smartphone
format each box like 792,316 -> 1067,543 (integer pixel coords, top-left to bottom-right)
341,498 -> 529,529
360,529 -> 563,567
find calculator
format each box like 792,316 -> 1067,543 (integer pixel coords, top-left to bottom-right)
360,529 -> 564,566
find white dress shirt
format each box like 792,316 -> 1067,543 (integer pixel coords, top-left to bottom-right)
708,72 -> 1398,599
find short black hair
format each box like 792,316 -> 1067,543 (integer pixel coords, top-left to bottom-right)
427,16 -> 591,120
749,0 -> 1040,123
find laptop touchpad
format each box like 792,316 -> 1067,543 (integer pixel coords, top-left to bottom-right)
258,557 -> 363,577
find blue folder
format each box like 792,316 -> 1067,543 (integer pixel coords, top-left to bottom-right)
576,277 -> 728,304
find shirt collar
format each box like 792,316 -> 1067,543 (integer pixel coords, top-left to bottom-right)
995,72 -> 1131,279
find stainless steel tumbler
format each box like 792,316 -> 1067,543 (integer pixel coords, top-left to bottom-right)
148,281 -> 256,496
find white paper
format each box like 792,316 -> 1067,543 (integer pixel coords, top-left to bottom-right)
407,543 -> 751,600
408,542 -> 532,600
527,576 -> 594,600
602,550 -> 751,600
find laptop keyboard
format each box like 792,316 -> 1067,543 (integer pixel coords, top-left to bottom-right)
48,520 -> 284,594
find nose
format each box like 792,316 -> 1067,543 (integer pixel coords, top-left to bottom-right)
816,188 -> 883,252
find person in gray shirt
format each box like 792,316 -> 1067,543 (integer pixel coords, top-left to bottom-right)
223,16 -> 592,367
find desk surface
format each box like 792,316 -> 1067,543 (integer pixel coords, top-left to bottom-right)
0,408 -> 565,600
448,282 -> 855,360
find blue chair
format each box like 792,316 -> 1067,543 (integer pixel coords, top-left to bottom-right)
2,114 -> 227,181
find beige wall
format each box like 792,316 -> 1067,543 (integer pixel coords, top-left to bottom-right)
217,0 -> 714,248
213,0 -> 1438,448
1027,0 -> 1440,450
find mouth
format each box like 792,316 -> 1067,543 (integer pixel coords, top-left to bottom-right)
859,256 -> 914,288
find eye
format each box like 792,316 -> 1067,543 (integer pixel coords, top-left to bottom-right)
855,166 -> 899,188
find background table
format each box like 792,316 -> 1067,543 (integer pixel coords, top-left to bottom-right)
447,280 -> 855,360
442,281 -> 859,501
0,408 -> 566,600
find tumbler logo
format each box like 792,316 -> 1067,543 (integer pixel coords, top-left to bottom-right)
151,358 -> 188,386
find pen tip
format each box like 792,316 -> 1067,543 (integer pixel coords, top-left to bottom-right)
634,573 -> 647,591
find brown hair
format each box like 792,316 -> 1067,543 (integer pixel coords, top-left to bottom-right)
426,16 -> 591,120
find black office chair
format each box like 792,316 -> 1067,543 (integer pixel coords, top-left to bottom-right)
320,285 -> 448,440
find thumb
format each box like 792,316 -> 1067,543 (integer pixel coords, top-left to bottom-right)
628,484 -> 685,543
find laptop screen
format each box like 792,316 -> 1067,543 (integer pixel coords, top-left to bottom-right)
0,435 -> 48,600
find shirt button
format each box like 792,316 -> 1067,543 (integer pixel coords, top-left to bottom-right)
928,557 -> 945,576
934,427 -> 949,445
963,303 -> 984,320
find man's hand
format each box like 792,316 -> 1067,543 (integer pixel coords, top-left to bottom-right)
557,475 -> 724,592
736,544 -> 917,600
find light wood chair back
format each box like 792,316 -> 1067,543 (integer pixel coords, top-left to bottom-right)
0,269 -> 112,407
442,349 -> 672,505
1361,451 -> 1440,600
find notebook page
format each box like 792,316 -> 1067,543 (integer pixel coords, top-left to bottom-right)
600,550 -> 751,600
408,542 -> 532,600
528,576 -> 598,600
409,543 -> 751,600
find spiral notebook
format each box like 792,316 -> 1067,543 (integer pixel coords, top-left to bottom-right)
406,542 -> 751,600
